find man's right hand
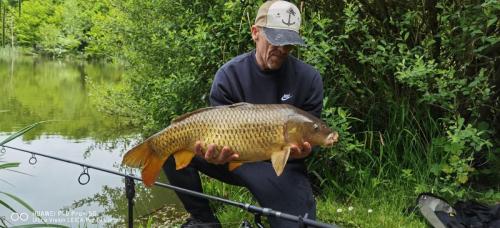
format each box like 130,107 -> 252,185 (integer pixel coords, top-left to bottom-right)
194,141 -> 239,165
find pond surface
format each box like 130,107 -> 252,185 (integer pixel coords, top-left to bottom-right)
0,55 -> 182,227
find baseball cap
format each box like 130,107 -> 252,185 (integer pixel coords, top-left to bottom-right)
255,0 -> 305,46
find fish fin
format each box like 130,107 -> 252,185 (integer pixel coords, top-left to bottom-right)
270,147 -> 291,176
228,162 -> 243,171
171,107 -> 216,124
171,103 -> 253,124
173,150 -> 195,170
141,154 -> 166,187
122,141 -> 166,187
122,141 -> 152,168
228,102 -> 254,108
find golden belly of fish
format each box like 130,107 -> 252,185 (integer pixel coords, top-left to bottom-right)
122,103 -> 338,186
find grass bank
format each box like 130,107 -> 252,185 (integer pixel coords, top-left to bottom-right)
201,179 -> 499,227
201,180 -> 428,227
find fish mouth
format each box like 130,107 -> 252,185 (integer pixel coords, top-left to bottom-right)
324,132 -> 339,147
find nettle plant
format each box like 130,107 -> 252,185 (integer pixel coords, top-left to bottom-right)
430,117 -> 493,197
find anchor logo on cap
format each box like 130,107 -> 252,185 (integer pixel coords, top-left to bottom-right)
282,7 -> 296,26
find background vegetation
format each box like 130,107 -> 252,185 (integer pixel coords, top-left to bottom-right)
1,0 -> 118,59
2,0 -> 499,227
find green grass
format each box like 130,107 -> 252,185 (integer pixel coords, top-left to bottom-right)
203,180 -> 499,228
201,176 -> 258,227
201,181 -> 429,228
316,187 -> 425,228
200,172 -> 426,228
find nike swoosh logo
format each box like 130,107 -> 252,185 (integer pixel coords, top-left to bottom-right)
281,94 -> 292,101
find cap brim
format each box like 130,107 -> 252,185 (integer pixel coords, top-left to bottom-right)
262,27 -> 306,46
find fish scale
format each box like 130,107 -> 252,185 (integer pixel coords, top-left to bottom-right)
200,109 -> 283,159
122,102 -> 338,186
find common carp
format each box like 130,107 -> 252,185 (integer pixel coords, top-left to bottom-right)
122,102 -> 338,186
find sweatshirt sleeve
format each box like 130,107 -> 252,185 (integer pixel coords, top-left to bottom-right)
302,72 -> 324,118
209,68 -> 236,106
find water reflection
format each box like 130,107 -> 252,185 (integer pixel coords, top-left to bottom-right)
66,174 -> 186,227
0,56 -> 127,140
0,56 -> 182,227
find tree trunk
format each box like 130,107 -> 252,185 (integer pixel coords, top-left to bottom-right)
1,1 -> 4,47
10,11 -> 13,48
424,0 -> 440,62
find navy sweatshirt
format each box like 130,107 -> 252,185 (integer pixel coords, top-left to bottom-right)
210,50 -> 323,118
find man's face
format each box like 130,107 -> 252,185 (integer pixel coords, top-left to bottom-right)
252,26 -> 293,71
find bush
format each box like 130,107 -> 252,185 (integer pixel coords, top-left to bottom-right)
100,0 -> 499,198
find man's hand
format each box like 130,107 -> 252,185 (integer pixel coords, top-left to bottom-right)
289,142 -> 312,159
195,141 -> 239,165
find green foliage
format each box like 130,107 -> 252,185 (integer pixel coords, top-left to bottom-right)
92,0 -> 500,205
100,0 -> 258,133
296,0 -> 498,199
6,0 -> 497,225
12,0 -> 52,48
307,99 -> 365,191
396,55 -> 493,117
2,0 -> 117,58
432,117 -> 493,197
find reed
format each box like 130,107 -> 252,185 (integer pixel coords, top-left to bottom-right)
0,122 -> 68,227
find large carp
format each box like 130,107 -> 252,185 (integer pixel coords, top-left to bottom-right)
122,103 -> 338,186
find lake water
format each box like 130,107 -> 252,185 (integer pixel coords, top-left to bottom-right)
0,55 -> 183,227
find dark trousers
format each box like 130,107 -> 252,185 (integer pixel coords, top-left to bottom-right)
163,156 -> 316,228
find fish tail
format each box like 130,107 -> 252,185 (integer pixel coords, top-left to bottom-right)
122,140 -> 166,187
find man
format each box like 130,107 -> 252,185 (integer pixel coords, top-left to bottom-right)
163,1 -> 324,227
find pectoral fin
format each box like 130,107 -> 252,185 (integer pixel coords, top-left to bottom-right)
270,146 -> 291,176
228,162 -> 243,171
173,150 -> 195,170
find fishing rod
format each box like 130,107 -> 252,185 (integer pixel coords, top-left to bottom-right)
1,145 -> 339,228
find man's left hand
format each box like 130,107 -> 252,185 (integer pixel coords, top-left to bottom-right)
289,142 -> 312,159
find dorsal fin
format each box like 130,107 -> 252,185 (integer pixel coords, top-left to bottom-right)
171,107 -> 216,124
228,102 -> 254,108
171,103 -> 254,124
